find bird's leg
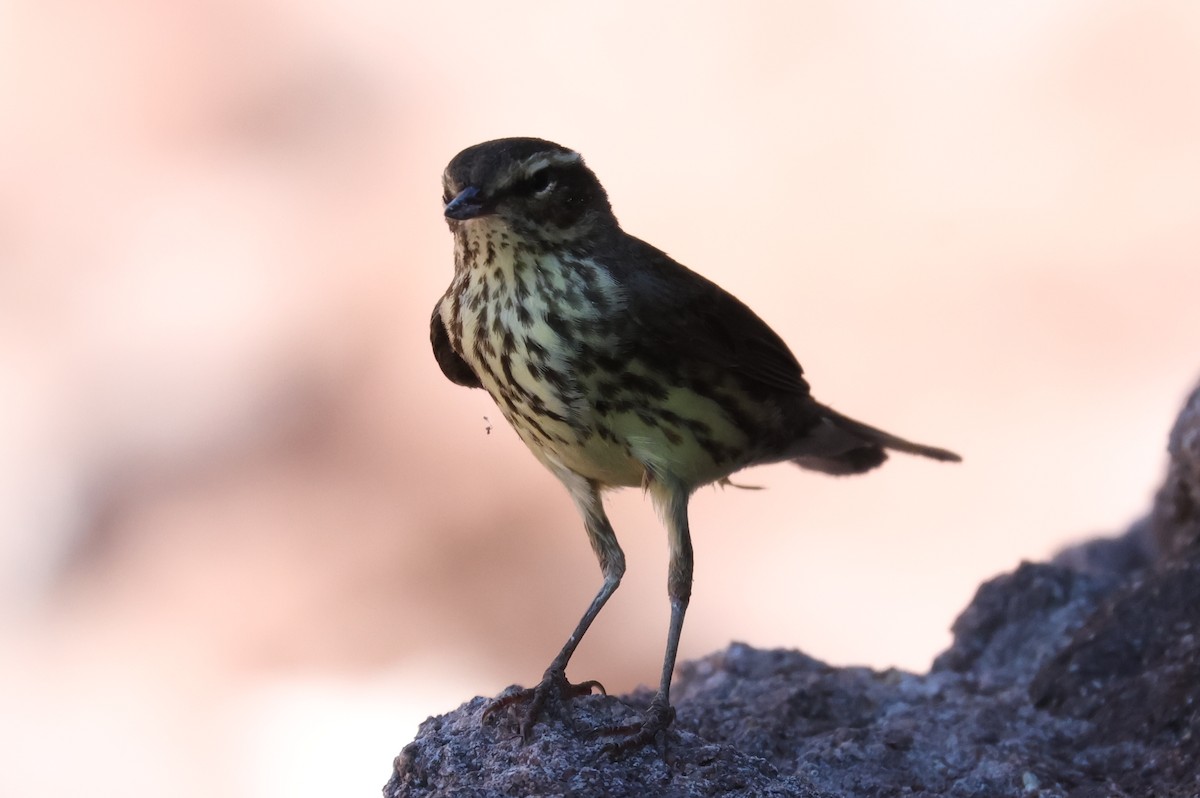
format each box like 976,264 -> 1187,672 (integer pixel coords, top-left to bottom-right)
483,479 -> 625,741
599,481 -> 693,754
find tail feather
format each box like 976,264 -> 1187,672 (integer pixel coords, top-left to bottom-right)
793,445 -> 888,476
790,405 -> 961,476
823,407 -> 962,463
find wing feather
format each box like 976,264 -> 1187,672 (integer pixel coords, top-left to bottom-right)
604,235 -> 811,399
430,304 -> 483,389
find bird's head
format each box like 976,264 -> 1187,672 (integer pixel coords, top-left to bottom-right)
441,138 -> 615,240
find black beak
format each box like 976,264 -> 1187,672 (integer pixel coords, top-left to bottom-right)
444,186 -> 487,221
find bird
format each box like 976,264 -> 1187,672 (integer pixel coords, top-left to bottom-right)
430,136 -> 960,751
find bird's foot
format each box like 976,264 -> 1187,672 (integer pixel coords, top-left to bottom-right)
481,666 -> 605,742
592,693 -> 676,757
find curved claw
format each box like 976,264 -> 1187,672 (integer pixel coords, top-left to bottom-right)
573,679 -> 607,697
594,696 -> 676,758
481,668 -> 605,741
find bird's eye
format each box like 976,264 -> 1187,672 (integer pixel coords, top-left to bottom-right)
526,169 -> 555,195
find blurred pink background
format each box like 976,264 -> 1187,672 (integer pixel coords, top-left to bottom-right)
2,2 -> 1198,796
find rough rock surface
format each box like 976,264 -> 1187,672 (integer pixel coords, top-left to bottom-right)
1149,383 -> 1200,559
386,384 -> 1200,797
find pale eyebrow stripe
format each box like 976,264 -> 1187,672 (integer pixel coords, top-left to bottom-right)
497,150 -> 582,189
522,150 -> 582,174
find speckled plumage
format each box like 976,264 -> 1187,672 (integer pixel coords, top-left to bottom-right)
431,137 -> 959,751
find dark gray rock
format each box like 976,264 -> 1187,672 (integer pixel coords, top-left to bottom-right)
1029,556 -> 1200,796
1150,382 -> 1200,559
386,693 -> 827,798
387,381 -> 1200,797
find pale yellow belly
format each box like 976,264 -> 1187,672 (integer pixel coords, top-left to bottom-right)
446,234 -> 752,490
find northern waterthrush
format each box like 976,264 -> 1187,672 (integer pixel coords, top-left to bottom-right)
431,137 -> 960,751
